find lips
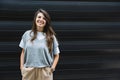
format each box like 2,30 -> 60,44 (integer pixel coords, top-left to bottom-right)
37,20 -> 44,25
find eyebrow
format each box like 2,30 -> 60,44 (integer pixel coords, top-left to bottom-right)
38,15 -> 46,19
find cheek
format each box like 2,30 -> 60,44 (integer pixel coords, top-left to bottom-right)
44,20 -> 47,25
35,19 -> 38,23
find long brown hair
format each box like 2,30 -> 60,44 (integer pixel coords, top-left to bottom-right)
30,9 -> 56,53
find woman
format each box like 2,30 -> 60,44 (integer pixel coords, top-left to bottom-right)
19,9 -> 60,80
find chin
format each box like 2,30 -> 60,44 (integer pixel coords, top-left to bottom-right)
38,25 -> 44,28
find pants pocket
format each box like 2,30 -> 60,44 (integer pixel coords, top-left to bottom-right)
43,67 -> 52,76
21,67 -> 34,76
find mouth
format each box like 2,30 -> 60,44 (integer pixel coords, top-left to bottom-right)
37,20 -> 44,25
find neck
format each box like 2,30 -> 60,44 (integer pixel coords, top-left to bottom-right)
37,27 -> 44,32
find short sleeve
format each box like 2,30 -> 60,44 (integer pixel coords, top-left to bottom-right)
53,35 -> 60,55
19,31 -> 27,49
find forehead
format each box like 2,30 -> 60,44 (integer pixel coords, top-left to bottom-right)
37,12 -> 45,17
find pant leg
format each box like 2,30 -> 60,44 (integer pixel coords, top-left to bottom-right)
21,67 -> 35,80
36,67 -> 53,80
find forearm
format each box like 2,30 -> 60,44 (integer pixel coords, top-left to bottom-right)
51,54 -> 59,69
20,49 -> 24,70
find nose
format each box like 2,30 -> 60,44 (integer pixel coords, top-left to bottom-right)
39,17 -> 44,21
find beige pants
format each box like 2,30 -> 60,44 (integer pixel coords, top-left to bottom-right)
21,67 -> 53,80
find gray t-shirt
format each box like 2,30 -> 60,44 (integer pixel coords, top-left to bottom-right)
19,30 -> 60,68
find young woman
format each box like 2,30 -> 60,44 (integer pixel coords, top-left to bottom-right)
19,9 -> 60,80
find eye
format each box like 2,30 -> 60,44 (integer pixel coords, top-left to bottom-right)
43,17 -> 46,20
38,16 -> 41,18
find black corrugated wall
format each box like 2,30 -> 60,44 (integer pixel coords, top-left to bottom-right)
0,0 -> 120,80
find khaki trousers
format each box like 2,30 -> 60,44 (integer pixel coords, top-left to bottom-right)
21,67 -> 53,80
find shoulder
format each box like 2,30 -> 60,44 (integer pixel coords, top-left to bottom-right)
53,35 -> 57,40
24,30 -> 32,35
53,35 -> 59,44
52,35 -> 56,40
22,30 -> 32,38
24,30 -> 32,34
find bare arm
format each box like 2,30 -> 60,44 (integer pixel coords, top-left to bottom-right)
20,49 -> 24,70
51,54 -> 59,71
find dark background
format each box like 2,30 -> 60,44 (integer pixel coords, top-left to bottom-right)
0,0 -> 120,80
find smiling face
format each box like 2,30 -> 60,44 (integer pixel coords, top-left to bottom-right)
35,12 -> 46,31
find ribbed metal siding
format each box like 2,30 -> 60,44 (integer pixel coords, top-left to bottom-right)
0,0 -> 120,80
